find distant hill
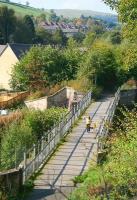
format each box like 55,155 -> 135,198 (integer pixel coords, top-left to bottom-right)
0,0 -> 48,17
52,9 -> 118,23
0,1 -> 117,24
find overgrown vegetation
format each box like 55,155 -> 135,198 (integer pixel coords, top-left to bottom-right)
70,106 -> 137,200
0,107 -> 67,170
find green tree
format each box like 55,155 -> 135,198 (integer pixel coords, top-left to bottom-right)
73,32 -> 85,43
119,42 -> 137,81
109,31 -> 122,44
10,46 -> 68,91
13,15 -> 35,44
0,6 -> 16,43
83,32 -> 96,47
36,13 -> 47,24
35,27 -> 53,44
52,29 -> 67,46
103,0 -> 137,41
63,38 -> 83,80
24,15 -> 35,39
90,23 -> 105,35
80,41 -> 119,90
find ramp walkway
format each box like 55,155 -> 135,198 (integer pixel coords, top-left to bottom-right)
27,95 -> 117,200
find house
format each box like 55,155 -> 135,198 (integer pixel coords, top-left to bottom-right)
0,43 -> 31,90
39,21 -> 79,37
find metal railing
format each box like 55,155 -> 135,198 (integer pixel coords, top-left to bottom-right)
23,91 -> 92,182
97,88 -> 121,151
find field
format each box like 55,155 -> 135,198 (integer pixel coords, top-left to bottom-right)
0,0 -> 47,17
0,0 -> 117,23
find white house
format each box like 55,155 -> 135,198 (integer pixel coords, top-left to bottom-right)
0,43 -> 31,90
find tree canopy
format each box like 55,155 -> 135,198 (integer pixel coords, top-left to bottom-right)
0,6 -> 16,43
103,0 -> 137,41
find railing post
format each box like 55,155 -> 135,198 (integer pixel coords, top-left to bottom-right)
41,137 -> 44,162
23,151 -> 27,182
33,144 -> 36,172
41,136 -> 44,151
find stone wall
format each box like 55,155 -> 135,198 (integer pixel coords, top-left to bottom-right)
25,96 -> 48,110
0,168 -> 23,197
120,89 -> 137,105
47,87 -> 75,109
25,87 -> 75,110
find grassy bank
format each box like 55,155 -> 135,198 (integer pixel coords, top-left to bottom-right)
0,0 -> 48,16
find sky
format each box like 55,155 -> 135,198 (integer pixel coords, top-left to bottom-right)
12,0 -> 116,14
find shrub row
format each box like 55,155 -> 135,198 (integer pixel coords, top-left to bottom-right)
0,107 -> 67,170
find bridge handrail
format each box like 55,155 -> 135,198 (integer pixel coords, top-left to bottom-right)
22,91 -> 92,182
97,88 -> 121,151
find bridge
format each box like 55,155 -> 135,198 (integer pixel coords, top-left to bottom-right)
26,90 -> 120,200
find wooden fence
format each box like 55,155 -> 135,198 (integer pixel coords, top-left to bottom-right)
0,111 -> 22,127
0,91 -> 29,109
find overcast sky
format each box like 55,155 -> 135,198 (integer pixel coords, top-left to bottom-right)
12,0 -> 116,14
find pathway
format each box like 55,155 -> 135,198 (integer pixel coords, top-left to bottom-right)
27,95 -> 115,200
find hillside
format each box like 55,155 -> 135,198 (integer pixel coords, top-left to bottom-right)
0,0 -> 47,16
0,1 -> 117,23
52,9 -> 118,23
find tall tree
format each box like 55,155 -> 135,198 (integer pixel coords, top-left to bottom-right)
83,32 -> 96,47
79,40 -> 119,90
23,15 -> 35,39
0,6 -> 16,43
10,46 -> 68,91
35,27 -> 53,44
52,29 -> 67,46
13,16 -> 35,44
63,38 -> 83,80
103,0 -> 137,41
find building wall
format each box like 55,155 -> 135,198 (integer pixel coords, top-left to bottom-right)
0,46 -> 19,90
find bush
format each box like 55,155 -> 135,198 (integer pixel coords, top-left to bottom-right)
0,107 -> 67,170
1,122 -> 33,169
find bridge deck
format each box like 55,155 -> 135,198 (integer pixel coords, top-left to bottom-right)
27,95 -> 115,200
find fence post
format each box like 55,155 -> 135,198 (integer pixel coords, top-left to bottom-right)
41,137 -> 44,162
41,136 -> 44,151
33,144 -> 36,172
23,151 -> 27,182
15,148 -> 17,169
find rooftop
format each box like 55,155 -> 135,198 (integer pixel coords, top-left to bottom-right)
0,43 -> 32,59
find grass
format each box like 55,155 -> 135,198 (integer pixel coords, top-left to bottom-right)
0,0 -> 49,17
